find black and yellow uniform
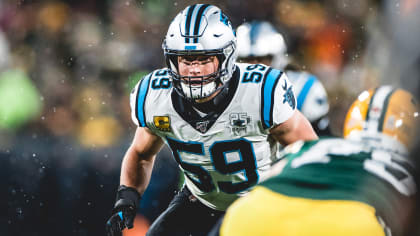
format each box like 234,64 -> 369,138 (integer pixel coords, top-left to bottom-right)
219,138 -> 416,236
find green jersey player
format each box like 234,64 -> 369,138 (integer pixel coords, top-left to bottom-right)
216,86 -> 418,236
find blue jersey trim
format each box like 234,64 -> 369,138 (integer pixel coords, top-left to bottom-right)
297,75 -> 316,110
136,74 -> 152,127
261,69 -> 283,129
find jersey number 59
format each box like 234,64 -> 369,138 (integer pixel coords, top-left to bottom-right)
166,137 -> 259,194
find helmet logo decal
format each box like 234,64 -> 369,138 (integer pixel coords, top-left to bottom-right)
220,12 -> 231,28
282,80 -> 296,109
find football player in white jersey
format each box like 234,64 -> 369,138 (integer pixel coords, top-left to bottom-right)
236,21 -> 331,136
106,4 -> 317,236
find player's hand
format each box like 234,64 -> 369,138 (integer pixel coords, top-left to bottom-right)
106,185 -> 141,236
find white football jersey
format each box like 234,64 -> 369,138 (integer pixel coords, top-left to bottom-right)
286,70 -> 329,122
130,63 -> 296,210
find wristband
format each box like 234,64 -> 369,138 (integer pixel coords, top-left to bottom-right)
115,185 -> 142,209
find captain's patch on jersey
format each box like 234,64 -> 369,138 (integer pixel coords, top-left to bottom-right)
153,116 -> 171,132
282,80 -> 296,109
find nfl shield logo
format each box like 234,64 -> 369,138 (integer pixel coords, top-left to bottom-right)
196,120 -> 210,133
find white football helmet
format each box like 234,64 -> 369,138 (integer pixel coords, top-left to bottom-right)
286,71 -> 329,122
163,4 -> 237,101
236,21 -> 288,68
287,71 -> 330,135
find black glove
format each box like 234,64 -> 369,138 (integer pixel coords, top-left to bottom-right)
106,185 -> 142,236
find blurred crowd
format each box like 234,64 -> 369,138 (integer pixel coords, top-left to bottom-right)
0,0 -> 419,235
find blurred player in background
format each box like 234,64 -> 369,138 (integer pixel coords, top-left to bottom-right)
106,4 -> 317,236
212,85 -> 418,236
236,21 -> 331,136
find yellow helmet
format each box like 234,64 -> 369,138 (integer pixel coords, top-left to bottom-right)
343,85 -> 419,151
